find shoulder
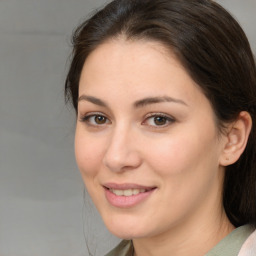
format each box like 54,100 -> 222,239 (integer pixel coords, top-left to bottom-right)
238,229 -> 256,256
206,225 -> 255,256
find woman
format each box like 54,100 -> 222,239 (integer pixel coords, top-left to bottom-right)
65,0 -> 256,255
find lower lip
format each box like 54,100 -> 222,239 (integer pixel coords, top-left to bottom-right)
104,188 -> 156,208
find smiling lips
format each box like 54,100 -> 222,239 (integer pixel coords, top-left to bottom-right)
103,183 -> 156,208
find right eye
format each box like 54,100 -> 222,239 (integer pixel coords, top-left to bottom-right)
80,113 -> 111,126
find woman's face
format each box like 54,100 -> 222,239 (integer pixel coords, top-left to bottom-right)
75,40 -> 227,239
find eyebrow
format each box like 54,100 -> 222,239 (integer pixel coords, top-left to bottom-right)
78,95 -> 108,107
134,96 -> 188,108
78,95 -> 188,108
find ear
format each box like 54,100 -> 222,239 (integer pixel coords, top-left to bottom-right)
219,111 -> 252,166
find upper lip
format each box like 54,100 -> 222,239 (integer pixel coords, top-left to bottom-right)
103,183 -> 156,190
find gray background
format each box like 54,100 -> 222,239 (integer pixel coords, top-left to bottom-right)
0,0 -> 255,255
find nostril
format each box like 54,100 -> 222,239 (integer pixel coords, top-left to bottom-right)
103,147 -> 142,173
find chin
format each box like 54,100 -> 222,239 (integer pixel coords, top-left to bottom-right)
108,228 -> 144,240
103,215 -> 149,239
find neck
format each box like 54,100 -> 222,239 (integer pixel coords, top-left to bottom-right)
133,209 -> 234,256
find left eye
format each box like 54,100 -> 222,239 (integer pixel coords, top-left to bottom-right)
81,114 -> 110,125
143,114 -> 175,127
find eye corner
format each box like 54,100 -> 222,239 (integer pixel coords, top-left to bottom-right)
78,112 -> 111,127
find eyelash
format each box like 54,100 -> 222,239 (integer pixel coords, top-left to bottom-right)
79,112 -> 175,128
79,112 -> 111,126
142,113 -> 175,127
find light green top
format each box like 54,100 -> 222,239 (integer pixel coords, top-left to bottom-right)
105,225 -> 254,256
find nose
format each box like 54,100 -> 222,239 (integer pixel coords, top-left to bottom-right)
103,126 -> 142,173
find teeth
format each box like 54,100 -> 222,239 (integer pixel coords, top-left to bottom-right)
124,189 -> 132,196
114,190 -> 124,196
110,188 -> 147,196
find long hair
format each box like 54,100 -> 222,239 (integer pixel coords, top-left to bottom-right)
65,0 -> 256,227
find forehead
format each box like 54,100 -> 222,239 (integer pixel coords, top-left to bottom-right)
79,39 -> 205,107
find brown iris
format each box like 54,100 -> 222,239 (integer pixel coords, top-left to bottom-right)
95,115 -> 107,124
154,116 -> 167,126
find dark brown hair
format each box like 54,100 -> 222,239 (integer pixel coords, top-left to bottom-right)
65,0 -> 256,227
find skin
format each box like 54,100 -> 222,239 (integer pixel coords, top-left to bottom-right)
75,39 -> 235,256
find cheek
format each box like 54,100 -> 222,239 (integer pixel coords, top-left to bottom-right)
145,133 -> 192,170
145,126 -> 218,177
145,131 -> 221,219
74,129 -> 108,206
74,128 -> 105,178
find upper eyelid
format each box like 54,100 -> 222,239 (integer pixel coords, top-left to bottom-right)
79,111 -> 109,119
78,111 -> 175,124
144,112 -> 175,120
79,112 -> 111,124
143,113 -> 176,125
